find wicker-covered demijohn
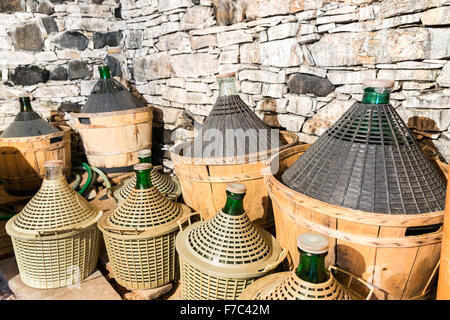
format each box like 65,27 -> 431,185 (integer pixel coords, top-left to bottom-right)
0,97 -> 71,196
72,65 -> 152,175
240,233 -> 375,300
281,79 -> 446,214
5,160 -> 101,289
176,183 -> 287,300
114,150 -> 181,203
170,73 -> 298,225
98,163 -> 191,290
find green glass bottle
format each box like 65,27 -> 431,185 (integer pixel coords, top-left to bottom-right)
217,73 -> 237,97
134,163 -> 153,190
98,65 -> 111,79
295,233 -> 329,284
19,97 -> 33,112
138,149 -> 152,164
361,79 -> 393,105
222,183 -> 247,216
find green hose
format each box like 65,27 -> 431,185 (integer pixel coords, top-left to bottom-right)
73,162 -> 94,196
90,166 -> 111,189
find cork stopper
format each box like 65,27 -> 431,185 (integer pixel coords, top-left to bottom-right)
362,79 -> 394,88
297,233 -> 329,254
43,160 -> 63,168
226,183 -> 247,194
138,149 -> 152,158
216,72 -> 236,79
134,163 -> 152,171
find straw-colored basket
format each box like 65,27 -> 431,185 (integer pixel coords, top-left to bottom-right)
240,266 -> 375,300
176,210 -> 287,300
113,166 -> 181,203
6,178 -> 102,289
98,186 -> 191,290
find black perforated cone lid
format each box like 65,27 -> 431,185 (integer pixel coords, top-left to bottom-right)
0,110 -> 60,138
185,94 -> 285,159
81,77 -> 146,113
281,101 -> 447,214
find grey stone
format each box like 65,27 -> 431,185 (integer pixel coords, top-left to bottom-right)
41,16 -> 58,35
11,65 -> 49,86
67,60 -> 91,80
437,62 -> 450,87
0,0 -> 25,12
212,0 -> 246,26
58,101 -> 81,112
12,22 -> 44,52
93,31 -> 123,49
134,52 -> 175,81
288,73 -> 335,97
55,31 -> 89,50
105,55 -> 122,77
125,30 -> 142,49
49,66 -> 67,81
37,0 -> 54,15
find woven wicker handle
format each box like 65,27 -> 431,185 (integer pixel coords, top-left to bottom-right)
177,212 -> 203,232
259,248 -> 288,273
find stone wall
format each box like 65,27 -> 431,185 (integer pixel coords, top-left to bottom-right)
1,0 -> 450,169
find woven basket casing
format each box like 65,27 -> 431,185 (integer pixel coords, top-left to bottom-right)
176,210 -> 287,300
6,178 -> 102,289
98,187 -> 191,290
113,167 -> 181,203
240,266 -> 376,300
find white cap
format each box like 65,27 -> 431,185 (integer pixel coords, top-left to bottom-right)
297,233 -> 329,254
362,79 -> 394,88
134,163 -> 152,171
138,149 -> 152,158
226,183 -> 247,194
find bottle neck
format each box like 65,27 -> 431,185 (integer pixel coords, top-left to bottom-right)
361,87 -> 390,104
135,169 -> 152,189
19,98 -> 33,112
295,249 -> 328,284
222,191 -> 245,216
98,66 -> 111,79
45,166 -> 64,180
138,156 -> 151,164
218,77 -> 237,97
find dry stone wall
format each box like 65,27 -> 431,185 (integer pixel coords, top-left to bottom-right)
1,0 -> 449,168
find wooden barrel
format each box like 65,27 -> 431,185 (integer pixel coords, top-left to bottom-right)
0,126 -> 71,195
72,106 -> 153,174
170,131 -> 298,228
265,144 -> 446,300
437,158 -> 450,299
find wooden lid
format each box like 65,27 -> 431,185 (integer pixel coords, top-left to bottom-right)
226,183 -> 247,194
297,233 -> 329,254
362,79 -> 394,88
138,149 -> 152,158
134,163 -> 152,171
216,72 -> 236,79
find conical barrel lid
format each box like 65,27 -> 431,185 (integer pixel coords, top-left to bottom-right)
0,105 -> 60,138
176,209 -> 285,278
281,100 -> 446,214
7,176 -> 99,236
81,70 -> 145,114
114,168 -> 181,202
107,186 -> 182,230
185,73 -> 284,159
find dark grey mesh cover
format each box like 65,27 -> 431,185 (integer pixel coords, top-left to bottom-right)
281,102 -> 446,215
81,77 -> 146,113
186,95 -> 285,158
0,111 -> 60,138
